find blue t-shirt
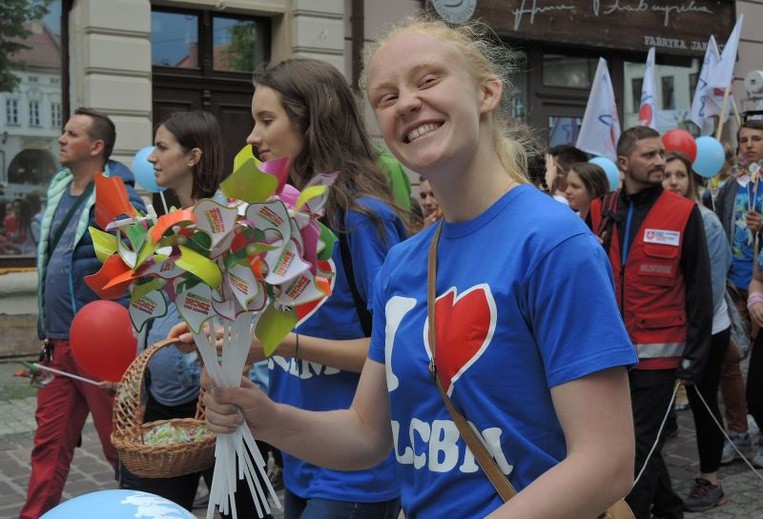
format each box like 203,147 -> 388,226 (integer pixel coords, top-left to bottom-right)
729,181 -> 763,289
44,190 -> 87,338
268,197 -> 406,502
144,302 -> 204,407
368,185 -> 637,518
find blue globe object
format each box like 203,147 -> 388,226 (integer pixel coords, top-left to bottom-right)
132,146 -> 163,192
41,489 -> 195,519
693,136 -> 725,178
588,156 -> 620,192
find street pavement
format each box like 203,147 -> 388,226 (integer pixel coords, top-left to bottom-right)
1,358 -> 761,518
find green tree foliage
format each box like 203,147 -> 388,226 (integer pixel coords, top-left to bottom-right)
225,22 -> 255,73
0,0 -> 52,92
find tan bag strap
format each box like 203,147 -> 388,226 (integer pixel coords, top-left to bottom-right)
427,221 -> 517,502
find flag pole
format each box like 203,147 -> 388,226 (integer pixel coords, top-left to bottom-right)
715,86 -> 731,140
731,94 -> 742,128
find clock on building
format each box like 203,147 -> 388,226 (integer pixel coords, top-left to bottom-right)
431,0 -> 477,25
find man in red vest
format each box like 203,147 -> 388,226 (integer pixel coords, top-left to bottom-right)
590,126 -> 712,519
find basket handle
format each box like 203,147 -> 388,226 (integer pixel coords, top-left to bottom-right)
113,337 -> 194,441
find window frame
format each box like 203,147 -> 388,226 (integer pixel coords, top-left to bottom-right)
29,100 -> 41,127
6,99 -> 20,126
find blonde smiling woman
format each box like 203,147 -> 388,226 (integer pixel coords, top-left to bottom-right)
198,17 -> 637,519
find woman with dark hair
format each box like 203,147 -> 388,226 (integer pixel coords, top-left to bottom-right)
564,162 -> 609,219
240,59 -> 406,518
150,110 -> 224,206
663,150 -> 732,512
121,110 -> 232,512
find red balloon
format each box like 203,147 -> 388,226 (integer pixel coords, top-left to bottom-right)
661,129 -> 697,162
70,300 -> 137,382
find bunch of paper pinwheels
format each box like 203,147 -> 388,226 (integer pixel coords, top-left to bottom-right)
85,146 -> 337,518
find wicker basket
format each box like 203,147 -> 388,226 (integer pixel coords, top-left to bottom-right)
112,338 -> 216,478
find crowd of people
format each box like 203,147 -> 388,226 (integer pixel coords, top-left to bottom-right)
18,12 -> 763,519
0,193 -> 42,255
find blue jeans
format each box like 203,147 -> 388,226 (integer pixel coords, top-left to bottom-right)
284,489 -> 401,519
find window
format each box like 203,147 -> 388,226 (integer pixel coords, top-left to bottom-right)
6,99 -> 19,125
689,73 -> 698,100
661,76 -> 675,110
0,1 -> 64,260
631,78 -> 644,113
507,51 -> 528,121
151,7 -> 271,183
623,57 -> 699,131
542,54 -> 597,88
51,102 -> 61,128
151,9 -> 270,74
213,17 -> 269,73
151,11 -> 199,68
29,101 -> 41,127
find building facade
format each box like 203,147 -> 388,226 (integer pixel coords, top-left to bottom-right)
1,0 -> 762,355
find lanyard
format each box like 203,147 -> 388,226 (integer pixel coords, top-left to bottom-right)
620,202 -> 635,266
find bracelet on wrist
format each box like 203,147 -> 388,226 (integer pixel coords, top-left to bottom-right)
747,292 -> 763,311
294,333 -> 300,359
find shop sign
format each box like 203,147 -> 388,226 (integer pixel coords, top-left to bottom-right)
476,0 -> 735,55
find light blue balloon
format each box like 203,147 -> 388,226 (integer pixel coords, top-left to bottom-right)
132,146 -> 163,192
588,156 -> 620,192
41,489 -> 195,519
693,136 -> 725,178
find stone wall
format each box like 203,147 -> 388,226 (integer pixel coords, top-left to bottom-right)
0,271 -> 39,357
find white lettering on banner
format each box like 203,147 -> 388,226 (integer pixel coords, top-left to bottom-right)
651,2 -> 712,26
643,36 -> 708,52
643,35 -> 688,50
392,419 -> 514,475
512,0 -> 576,30
513,0 -> 715,30
691,41 -> 708,52
268,355 -> 341,379
599,0 -> 648,15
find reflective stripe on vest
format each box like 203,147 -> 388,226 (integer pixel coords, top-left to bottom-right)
634,342 -> 685,359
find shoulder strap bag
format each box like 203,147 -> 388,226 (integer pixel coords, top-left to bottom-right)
426,221 -> 634,519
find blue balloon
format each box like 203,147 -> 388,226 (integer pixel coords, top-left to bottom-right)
41,489 -> 195,519
132,146 -> 163,192
588,156 -> 620,192
693,136 -> 725,178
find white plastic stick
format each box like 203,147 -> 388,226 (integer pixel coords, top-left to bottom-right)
195,313 -> 281,518
32,363 -> 101,386
159,190 -> 169,214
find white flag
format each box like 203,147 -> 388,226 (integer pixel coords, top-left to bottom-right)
548,117 -> 580,146
689,36 -> 721,135
638,48 -> 657,129
705,15 -> 745,122
576,58 -> 621,162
